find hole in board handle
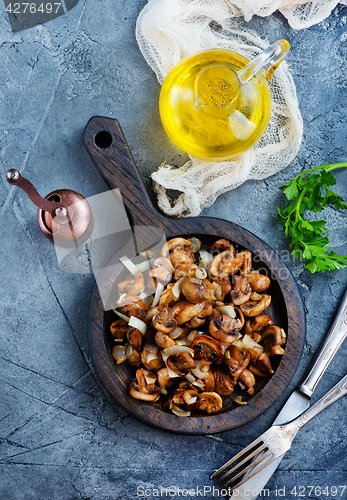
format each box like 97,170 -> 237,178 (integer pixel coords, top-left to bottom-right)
95,131 -> 112,149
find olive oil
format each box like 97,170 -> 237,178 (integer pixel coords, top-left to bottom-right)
159,49 -> 272,160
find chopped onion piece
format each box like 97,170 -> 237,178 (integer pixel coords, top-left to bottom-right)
243,334 -> 261,351
198,250 -> 213,268
191,360 -> 210,379
187,330 -> 200,342
185,373 -> 195,383
112,308 -> 130,323
167,366 -> 181,378
163,345 -> 194,357
247,387 -> 255,395
171,404 -> 191,417
169,327 -> 183,339
172,278 -> 184,299
188,237 -> 201,252
176,339 -> 190,346
146,353 -> 159,363
160,389 -> 168,395
195,268 -> 207,279
251,292 -> 262,301
193,380 -> 205,389
183,393 -> 197,405
145,374 -> 157,385
216,305 -> 236,318
152,282 -> 165,307
238,381 -> 246,390
128,316 -> 147,334
143,343 -> 158,355
119,255 -> 140,275
144,295 -> 154,310
234,396 -> 247,405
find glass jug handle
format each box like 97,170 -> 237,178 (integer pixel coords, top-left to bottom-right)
237,39 -> 290,85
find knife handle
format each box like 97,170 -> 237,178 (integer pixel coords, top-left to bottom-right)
298,288 -> 347,398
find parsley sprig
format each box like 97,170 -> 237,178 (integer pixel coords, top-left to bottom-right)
278,163 -> 347,273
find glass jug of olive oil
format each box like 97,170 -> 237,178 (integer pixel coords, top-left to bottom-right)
159,40 -> 290,160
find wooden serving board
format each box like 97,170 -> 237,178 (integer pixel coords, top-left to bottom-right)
83,116 -> 306,434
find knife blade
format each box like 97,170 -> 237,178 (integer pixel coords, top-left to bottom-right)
228,287 -> 347,500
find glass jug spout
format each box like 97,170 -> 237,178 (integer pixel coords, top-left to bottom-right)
237,39 -> 290,85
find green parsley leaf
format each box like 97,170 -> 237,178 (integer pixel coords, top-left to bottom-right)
278,163 -> 347,273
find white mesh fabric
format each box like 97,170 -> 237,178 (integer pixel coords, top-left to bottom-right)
136,0 -> 338,216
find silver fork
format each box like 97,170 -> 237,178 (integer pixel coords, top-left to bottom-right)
211,372 -> 347,493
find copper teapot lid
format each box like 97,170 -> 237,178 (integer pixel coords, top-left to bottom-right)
6,169 -> 92,245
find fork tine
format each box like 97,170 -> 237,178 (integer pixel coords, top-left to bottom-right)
214,444 -> 267,484
210,439 -> 264,479
219,450 -> 273,490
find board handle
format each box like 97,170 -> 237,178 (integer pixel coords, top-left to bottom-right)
82,116 -> 163,227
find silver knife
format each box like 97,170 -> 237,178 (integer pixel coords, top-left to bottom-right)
228,287 -> 347,500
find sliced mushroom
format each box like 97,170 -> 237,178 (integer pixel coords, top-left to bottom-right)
149,257 -> 174,283
239,368 -> 256,389
199,392 -> 223,414
212,278 -> 232,301
171,301 -> 206,325
239,294 -> 271,317
155,330 -> 176,349
110,319 -> 128,341
157,367 -> 175,394
261,325 -> 286,356
144,328 -> 157,344
152,306 -> 177,333
234,307 -> 245,329
181,278 -> 208,304
239,251 -> 252,275
121,294 -> 146,318
249,352 -> 273,377
158,283 -> 175,309
203,369 -> 216,392
243,314 -> 273,335
186,303 -> 213,329
210,250 -> 244,278
167,352 -> 196,376
231,275 -> 252,305
210,239 -> 232,253
174,264 -> 200,280
209,314 -> 239,343
173,389 -> 201,411
129,368 -> 160,402
247,271 -> 271,293
190,335 -> 223,364
141,343 -> 165,371
125,344 -> 142,367
224,345 -> 251,379
161,238 -> 194,257
169,246 -> 195,269
126,327 -> 143,351
212,365 -> 236,395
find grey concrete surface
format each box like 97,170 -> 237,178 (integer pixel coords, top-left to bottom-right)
1,1 -> 347,499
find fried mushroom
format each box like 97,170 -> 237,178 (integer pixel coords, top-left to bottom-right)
261,326 -> 286,356
129,368 -> 160,402
239,294 -> 271,317
153,306 -> 177,333
209,314 -> 239,343
121,294 -> 146,318
199,392 -> 223,414
213,365 -> 236,395
231,275 -> 252,305
210,250 -> 244,278
224,345 -> 251,379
